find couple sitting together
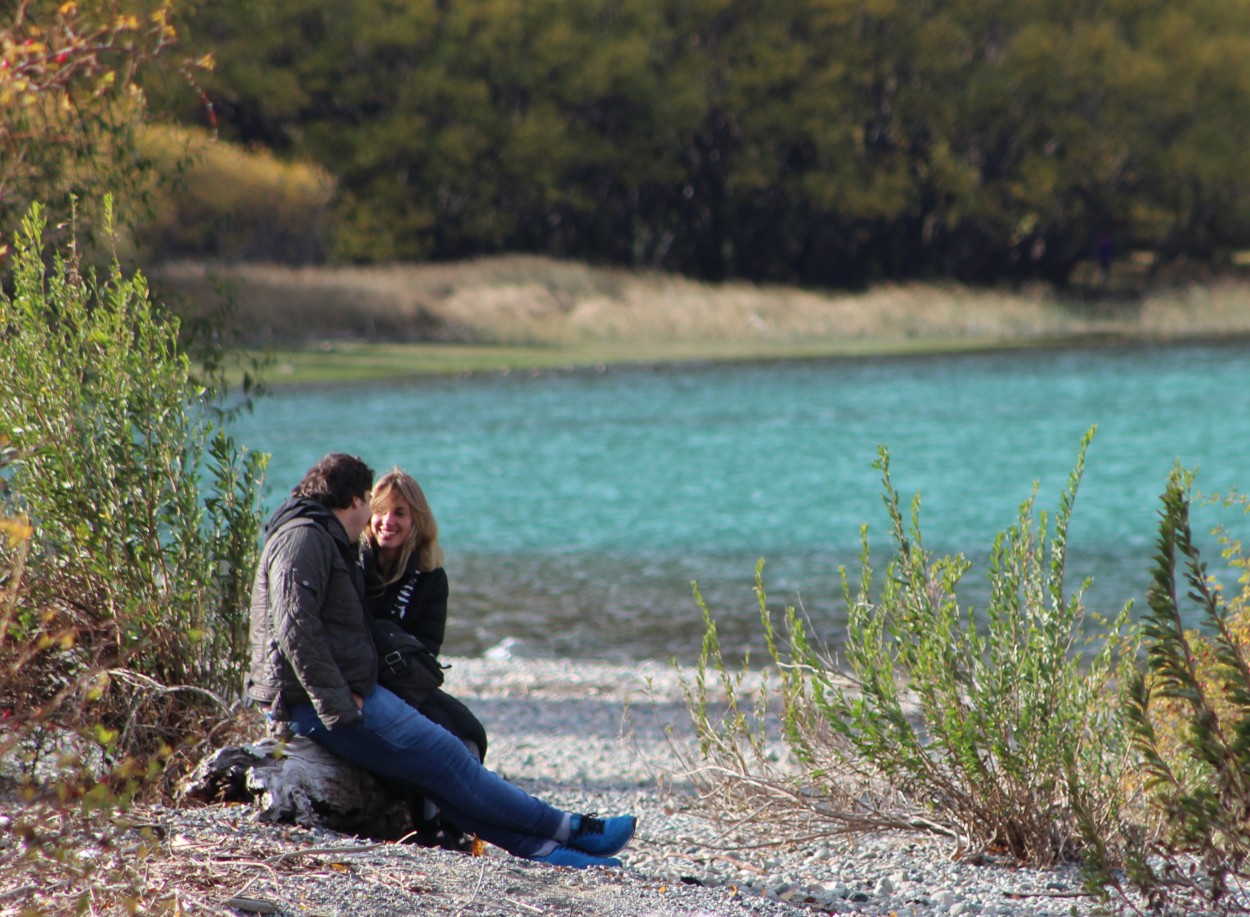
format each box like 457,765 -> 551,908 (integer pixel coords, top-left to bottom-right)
246,453 -> 637,869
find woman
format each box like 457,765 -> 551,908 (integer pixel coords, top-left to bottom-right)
363,470 -> 492,851
363,468 -> 489,760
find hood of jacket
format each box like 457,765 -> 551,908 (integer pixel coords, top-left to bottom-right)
265,496 -> 363,600
264,496 -> 343,541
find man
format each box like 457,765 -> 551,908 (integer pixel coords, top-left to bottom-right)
246,453 -> 635,867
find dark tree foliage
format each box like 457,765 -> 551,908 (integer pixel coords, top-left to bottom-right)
163,0 -> 1250,286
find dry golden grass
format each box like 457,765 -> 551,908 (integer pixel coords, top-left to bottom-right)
145,255 -> 1250,380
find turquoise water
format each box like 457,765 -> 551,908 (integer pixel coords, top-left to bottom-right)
228,343 -> 1250,663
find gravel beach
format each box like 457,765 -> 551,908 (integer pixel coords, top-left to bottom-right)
4,655 -> 1113,916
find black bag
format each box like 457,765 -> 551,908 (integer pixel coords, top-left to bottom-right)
370,617 -> 446,705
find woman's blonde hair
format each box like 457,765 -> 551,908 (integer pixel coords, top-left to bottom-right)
366,467 -> 445,586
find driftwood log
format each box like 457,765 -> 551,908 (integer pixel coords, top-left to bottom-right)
179,736 -> 416,840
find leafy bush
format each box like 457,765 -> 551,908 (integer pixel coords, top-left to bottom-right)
1082,468 -> 1250,915
0,201 -> 267,783
680,427 -> 1139,865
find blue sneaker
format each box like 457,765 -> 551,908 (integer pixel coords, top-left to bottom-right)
530,845 -> 622,869
567,813 -> 637,857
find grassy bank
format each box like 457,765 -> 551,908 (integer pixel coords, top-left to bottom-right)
147,255 -> 1250,383
258,335 -> 1082,384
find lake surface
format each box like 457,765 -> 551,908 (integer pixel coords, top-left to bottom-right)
228,343 -> 1250,664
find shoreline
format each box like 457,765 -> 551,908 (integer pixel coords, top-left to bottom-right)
351,654 -> 1118,915
250,327 -> 1250,388
2,654 -> 1124,915
143,255 -> 1250,386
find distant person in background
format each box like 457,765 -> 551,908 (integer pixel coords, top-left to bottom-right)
1097,235 -> 1115,287
247,453 -> 636,868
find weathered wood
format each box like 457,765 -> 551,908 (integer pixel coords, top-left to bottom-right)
179,736 -> 415,840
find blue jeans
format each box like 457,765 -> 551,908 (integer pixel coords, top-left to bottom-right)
288,685 -> 565,856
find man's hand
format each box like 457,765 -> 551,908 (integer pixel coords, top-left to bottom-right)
353,693 -> 365,711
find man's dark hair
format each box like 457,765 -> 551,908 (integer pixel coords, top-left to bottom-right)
293,453 -> 374,509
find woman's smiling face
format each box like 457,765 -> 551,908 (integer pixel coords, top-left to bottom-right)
371,496 -> 414,558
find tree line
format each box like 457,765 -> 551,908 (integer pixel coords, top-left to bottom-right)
159,0 -> 1250,287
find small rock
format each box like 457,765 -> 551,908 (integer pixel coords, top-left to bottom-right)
767,882 -> 794,899
224,897 -> 280,915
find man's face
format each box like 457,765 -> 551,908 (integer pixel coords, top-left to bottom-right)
343,491 -> 373,540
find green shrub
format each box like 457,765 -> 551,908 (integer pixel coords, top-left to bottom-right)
681,427 -> 1139,865
0,201 -> 267,782
1083,468 -> 1250,915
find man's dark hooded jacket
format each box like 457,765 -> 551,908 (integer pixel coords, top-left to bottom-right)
246,497 -> 378,729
